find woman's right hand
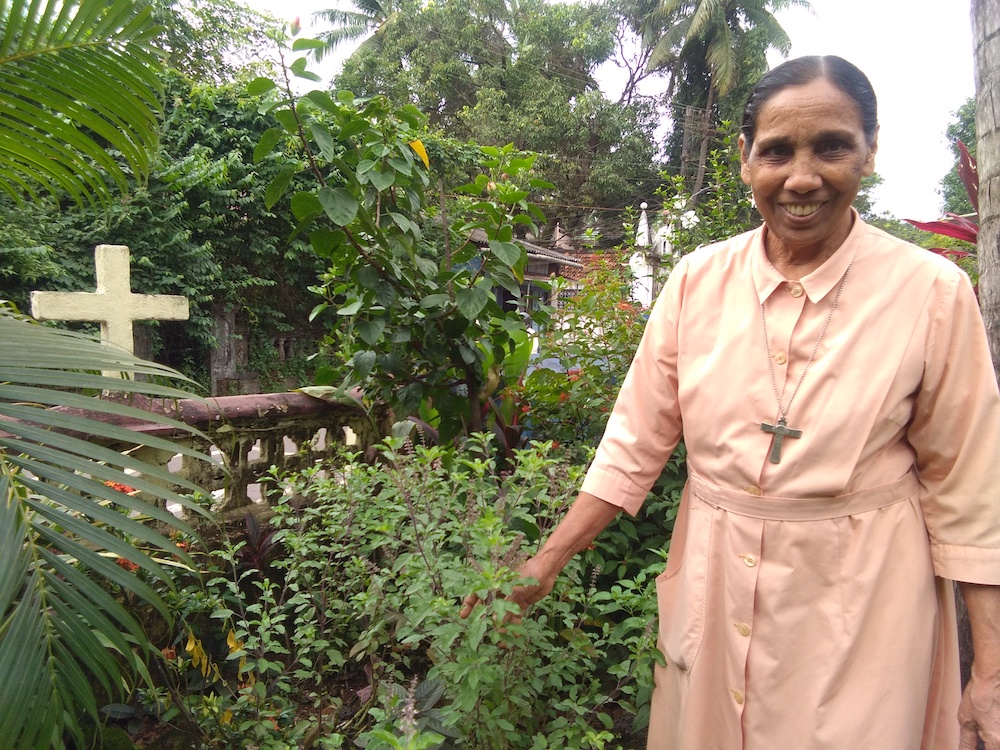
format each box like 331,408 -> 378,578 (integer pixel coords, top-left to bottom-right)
459,556 -> 557,625
459,491 -> 620,624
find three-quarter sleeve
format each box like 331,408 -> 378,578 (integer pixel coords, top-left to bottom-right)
909,266 -> 1000,584
580,259 -> 686,515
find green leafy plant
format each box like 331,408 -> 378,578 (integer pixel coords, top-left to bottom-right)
249,42 -> 552,441
141,436 -> 663,748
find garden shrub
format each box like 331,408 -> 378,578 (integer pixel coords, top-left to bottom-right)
142,436 -> 671,749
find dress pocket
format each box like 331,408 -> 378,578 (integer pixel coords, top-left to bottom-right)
655,505 -> 713,671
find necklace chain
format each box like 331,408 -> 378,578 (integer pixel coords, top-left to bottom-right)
761,261 -> 852,421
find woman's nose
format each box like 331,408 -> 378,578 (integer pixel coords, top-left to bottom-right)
783,157 -> 822,193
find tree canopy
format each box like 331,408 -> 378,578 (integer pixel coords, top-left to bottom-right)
332,0 -> 664,242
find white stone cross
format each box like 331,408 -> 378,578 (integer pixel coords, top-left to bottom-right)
30,245 -> 189,372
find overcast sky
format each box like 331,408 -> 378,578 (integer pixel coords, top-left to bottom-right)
244,0 -> 976,221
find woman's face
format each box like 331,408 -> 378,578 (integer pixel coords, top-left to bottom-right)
738,77 -> 877,263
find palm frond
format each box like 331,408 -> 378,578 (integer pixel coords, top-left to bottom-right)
0,0 -> 163,207
0,311 -> 217,749
704,23 -> 738,94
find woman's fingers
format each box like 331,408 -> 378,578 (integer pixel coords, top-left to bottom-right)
459,592 -> 480,619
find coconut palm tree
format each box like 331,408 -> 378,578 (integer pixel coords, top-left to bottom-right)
643,0 -> 806,197
310,0 -> 401,63
0,2 -> 213,748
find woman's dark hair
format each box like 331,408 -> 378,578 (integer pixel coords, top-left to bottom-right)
741,56 -> 878,152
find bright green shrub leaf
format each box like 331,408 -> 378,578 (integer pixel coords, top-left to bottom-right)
357,318 -> 386,345
337,299 -> 363,316
309,123 -> 338,159
319,187 -> 359,226
246,77 -> 277,96
389,156 -> 412,175
353,350 -> 376,378
304,90 -> 339,113
310,228 -> 346,257
339,119 -> 369,139
419,294 -> 451,309
289,57 -> 322,81
489,240 -> 522,266
291,191 -> 322,221
456,287 -> 489,321
414,256 -> 438,278
292,38 -> 328,51
368,169 -> 394,191
497,189 -> 530,205
273,108 -> 298,134
253,127 -> 284,163
264,166 -> 295,209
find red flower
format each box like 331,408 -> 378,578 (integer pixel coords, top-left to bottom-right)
104,480 -> 137,494
567,369 -> 582,382
161,646 -> 177,660
559,392 -> 569,403
116,557 -> 139,572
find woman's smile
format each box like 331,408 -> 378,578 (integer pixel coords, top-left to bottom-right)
782,202 -> 824,217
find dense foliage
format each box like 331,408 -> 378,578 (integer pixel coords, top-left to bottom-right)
129,436 -> 681,749
1,71 -> 327,382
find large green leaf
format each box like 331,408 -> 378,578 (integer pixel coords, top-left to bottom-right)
0,0 -> 162,207
0,311 -> 215,749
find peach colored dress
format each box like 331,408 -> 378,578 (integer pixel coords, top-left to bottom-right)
581,212 -> 1000,749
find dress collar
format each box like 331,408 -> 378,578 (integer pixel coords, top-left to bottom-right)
751,208 -> 863,304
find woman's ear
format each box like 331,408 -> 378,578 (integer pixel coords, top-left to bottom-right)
863,125 -> 880,177
738,133 -> 752,185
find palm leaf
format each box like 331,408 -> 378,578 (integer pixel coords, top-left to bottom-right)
0,0 -> 162,208
0,310 -> 218,749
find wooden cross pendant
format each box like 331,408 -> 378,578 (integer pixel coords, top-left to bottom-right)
761,417 -> 802,464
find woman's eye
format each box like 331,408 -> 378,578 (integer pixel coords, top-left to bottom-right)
820,140 -> 848,154
760,145 -> 790,159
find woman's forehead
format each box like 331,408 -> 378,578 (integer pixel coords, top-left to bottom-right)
754,79 -> 865,138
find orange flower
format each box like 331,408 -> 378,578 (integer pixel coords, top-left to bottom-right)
559,392 -> 569,403
161,646 -> 177,660
567,369 -> 582,382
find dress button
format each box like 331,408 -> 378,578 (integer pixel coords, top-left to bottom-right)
789,284 -> 804,298
735,622 -> 751,637
732,689 -> 745,705
744,486 -> 761,496
739,554 -> 757,567
773,352 -> 787,365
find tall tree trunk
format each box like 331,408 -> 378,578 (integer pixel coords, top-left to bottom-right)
691,81 -> 716,202
679,105 -> 695,179
969,0 -> 1000,701
975,0 -> 1000,372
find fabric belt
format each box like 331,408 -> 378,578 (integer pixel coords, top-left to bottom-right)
688,471 -> 921,522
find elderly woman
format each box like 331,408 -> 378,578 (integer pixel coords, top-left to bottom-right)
462,56 -> 1000,748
